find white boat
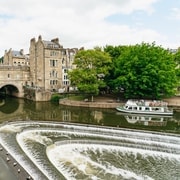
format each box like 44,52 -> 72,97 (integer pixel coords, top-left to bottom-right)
116,99 -> 173,116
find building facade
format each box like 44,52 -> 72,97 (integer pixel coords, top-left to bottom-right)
0,35 -> 78,100
3,48 -> 29,66
29,35 -> 78,92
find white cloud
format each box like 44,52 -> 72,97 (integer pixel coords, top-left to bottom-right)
170,8 -> 180,20
0,0 -> 177,56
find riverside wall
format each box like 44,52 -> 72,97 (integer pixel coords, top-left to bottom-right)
59,96 -> 180,111
59,99 -> 121,109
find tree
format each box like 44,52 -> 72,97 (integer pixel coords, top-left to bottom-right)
174,49 -> 180,92
111,42 -> 177,99
68,48 -> 112,101
0,56 -> 3,63
104,45 -> 128,90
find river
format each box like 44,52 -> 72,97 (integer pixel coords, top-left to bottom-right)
0,97 -> 180,180
0,97 -> 180,133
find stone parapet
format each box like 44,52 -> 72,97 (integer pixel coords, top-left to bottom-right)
59,99 -> 122,108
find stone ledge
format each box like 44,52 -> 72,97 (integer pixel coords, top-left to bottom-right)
59,99 -> 121,108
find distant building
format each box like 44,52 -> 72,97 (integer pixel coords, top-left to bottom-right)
29,35 -> 78,92
3,48 -> 29,66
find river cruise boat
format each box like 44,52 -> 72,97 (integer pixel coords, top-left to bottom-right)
116,99 -> 173,116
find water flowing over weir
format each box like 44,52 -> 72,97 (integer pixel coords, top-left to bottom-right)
0,121 -> 180,180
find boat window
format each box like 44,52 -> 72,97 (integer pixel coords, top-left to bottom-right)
133,107 -> 137,110
145,107 -> 150,111
128,107 -> 132,110
139,107 -> 142,110
125,106 -> 128,109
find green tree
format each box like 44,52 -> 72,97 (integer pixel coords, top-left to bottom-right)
68,49 -> 112,101
174,49 -> 180,92
112,42 -> 177,99
104,45 -> 128,90
0,56 -> 3,63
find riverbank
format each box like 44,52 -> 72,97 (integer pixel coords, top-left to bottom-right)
59,98 -> 121,108
59,96 -> 180,111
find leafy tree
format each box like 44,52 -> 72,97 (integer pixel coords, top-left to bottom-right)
112,42 -> 177,99
0,56 -> 3,63
68,49 -> 112,101
104,45 -> 128,90
174,49 -> 180,92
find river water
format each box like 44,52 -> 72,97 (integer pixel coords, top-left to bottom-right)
0,97 -> 180,180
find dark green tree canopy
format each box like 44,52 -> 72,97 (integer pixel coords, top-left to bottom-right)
107,43 -> 177,99
0,56 -> 3,63
174,49 -> 180,91
68,49 -> 112,99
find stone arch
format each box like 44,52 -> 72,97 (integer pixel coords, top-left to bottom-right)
0,84 -> 20,97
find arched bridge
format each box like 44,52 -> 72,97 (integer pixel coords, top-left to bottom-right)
0,66 -> 30,98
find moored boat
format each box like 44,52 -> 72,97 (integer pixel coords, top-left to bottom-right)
116,99 -> 173,115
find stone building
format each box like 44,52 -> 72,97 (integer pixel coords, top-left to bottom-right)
29,35 -> 78,92
0,49 -> 30,97
0,35 -> 78,101
3,48 -> 29,66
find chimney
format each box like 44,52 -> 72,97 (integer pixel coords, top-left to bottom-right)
51,38 -> 59,44
20,49 -> 24,55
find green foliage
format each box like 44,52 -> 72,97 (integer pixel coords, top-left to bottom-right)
0,56 -> 3,63
174,49 -> 180,91
174,49 -> 180,64
68,49 -> 112,98
104,45 -> 128,89
51,94 -> 62,102
106,43 -> 177,99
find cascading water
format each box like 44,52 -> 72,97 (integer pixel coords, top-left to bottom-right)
0,121 -> 179,180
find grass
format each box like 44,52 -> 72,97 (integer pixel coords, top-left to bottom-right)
68,95 -> 87,101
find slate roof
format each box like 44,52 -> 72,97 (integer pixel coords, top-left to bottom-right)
12,50 -> 25,57
43,40 -> 61,49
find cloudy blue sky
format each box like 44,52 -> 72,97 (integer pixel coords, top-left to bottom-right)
0,0 -> 179,56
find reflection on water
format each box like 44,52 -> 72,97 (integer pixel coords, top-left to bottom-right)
0,97 -> 180,133
0,97 -> 19,114
124,114 -> 169,126
0,97 -> 180,179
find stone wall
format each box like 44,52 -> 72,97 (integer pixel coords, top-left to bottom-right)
59,99 -> 121,108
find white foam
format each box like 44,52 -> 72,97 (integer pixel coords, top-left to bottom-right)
0,121 -> 179,180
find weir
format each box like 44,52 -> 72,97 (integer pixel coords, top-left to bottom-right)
0,121 -> 179,180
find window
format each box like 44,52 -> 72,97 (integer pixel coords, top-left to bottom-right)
64,69 -> 68,73
50,60 -> 58,67
50,51 -> 57,56
64,75 -> 68,80
133,107 -> 137,110
63,81 -> 69,85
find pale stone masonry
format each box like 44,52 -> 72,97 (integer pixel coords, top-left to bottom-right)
29,35 -> 78,92
3,48 -> 29,66
0,35 -> 79,100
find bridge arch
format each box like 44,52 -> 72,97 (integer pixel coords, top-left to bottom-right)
0,84 -> 21,97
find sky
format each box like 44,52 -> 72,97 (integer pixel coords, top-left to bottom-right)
0,0 -> 180,56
